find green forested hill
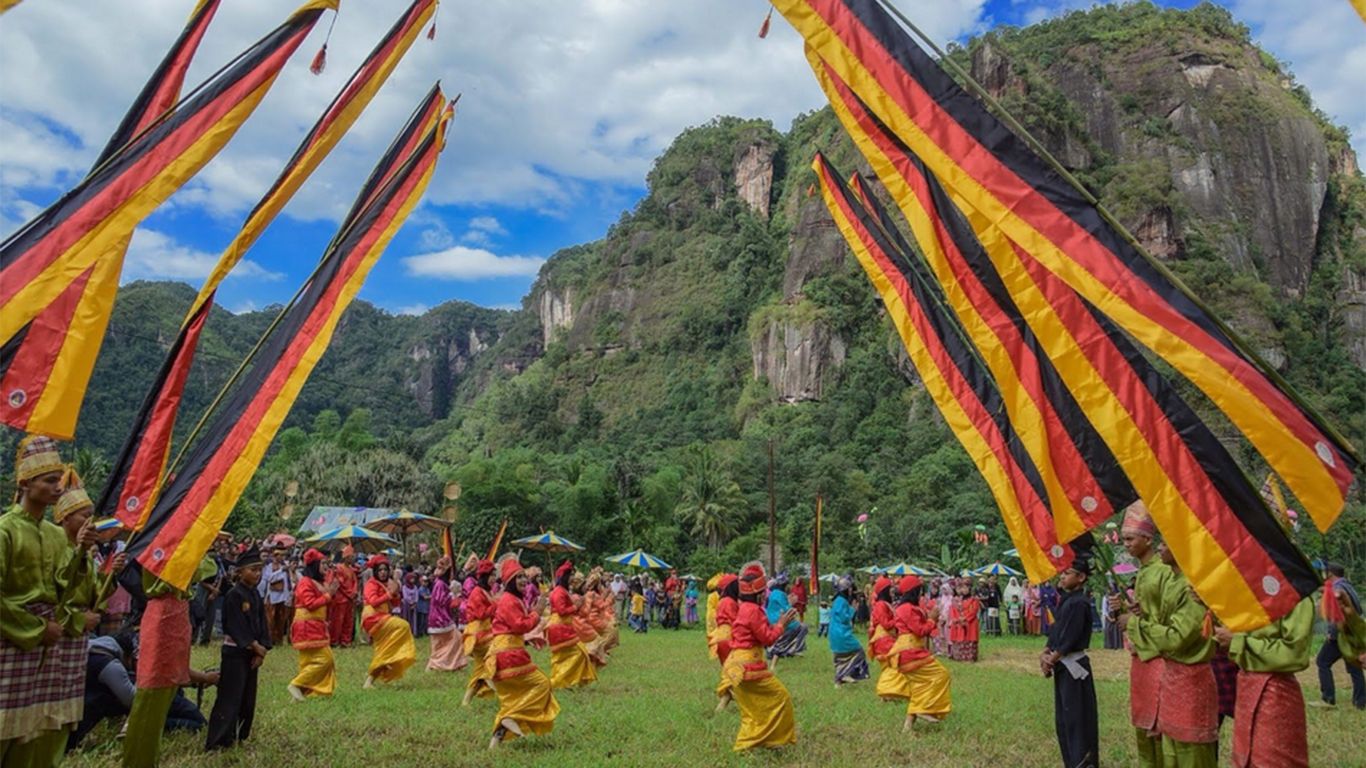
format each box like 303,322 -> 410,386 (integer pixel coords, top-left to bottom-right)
10,2 -> 1363,576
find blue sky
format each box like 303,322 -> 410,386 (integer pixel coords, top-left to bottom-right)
2,0 -> 1362,317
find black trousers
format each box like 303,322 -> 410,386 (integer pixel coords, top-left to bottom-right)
204,648 -> 258,751
1053,656 -> 1099,768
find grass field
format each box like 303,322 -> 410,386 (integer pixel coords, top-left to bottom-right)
66,626 -> 1365,767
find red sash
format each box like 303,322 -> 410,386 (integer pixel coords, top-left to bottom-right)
1233,671 -> 1307,768
1129,655 -> 1163,730
1158,661 -> 1218,743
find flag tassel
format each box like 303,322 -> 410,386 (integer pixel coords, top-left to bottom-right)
310,44 -> 327,75
758,6 -> 773,38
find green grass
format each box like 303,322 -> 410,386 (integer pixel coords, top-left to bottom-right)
67,628 -> 1366,767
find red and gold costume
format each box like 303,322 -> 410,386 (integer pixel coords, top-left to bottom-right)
893,576 -> 952,722
290,556 -> 335,697
711,574 -> 739,701
870,577 -> 911,702
486,559 -> 559,740
547,562 -> 597,689
724,564 -> 796,752
1229,597 -> 1312,768
361,556 -> 415,684
462,560 -> 496,701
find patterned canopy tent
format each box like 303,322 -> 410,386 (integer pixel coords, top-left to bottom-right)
303,525 -> 396,554
971,561 -> 1024,577
882,563 -> 932,576
367,509 -> 449,536
297,506 -> 398,536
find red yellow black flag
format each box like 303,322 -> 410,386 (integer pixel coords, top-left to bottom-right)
0,0 -> 338,439
0,0 -> 223,440
126,86 -> 453,589
814,152 -> 1075,582
770,0 -> 1358,533
814,61 -> 1319,630
99,0 -> 439,529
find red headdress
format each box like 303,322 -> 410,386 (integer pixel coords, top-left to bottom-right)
475,558 -> 495,577
368,554 -> 389,570
303,548 -> 324,566
739,562 -> 767,595
897,574 -> 922,595
499,555 -> 523,584
555,559 -> 574,582
873,576 -> 893,596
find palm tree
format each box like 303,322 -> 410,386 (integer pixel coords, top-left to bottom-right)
72,447 -> 110,496
674,445 -> 742,551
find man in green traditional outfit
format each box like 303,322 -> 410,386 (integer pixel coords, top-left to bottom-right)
1140,546 -> 1218,768
1215,596 -> 1313,768
0,436 -> 93,768
1115,500 -> 1170,768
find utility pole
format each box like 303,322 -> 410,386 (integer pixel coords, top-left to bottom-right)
767,438 -> 776,574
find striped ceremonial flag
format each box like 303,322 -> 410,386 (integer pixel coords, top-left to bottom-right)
0,0 -> 222,440
812,66 -> 1319,629
0,0 -> 337,439
100,0 -> 439,529
127,86 -> 453,589
814,58 -> 1137,541
814,152 -> 1074,583
770,0 -> 1358,533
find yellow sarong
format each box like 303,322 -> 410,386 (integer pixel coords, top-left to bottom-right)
548,615 -> 597,689
464,618 -> 495,699
872,625 -> 911,701
712,624 -> 734,698
363,608 -> 415,683
891,634 -> 951,719
488,635 -> 559,739
725,647 -> 796,752
291,646 -> 336,697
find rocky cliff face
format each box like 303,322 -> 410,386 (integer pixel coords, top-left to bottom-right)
749,309 -> 846,402
734,142 -> 776,219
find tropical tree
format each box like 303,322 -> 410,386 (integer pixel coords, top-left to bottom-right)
674,444 -> 743,551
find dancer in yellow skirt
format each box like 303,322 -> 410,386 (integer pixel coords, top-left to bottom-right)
725,562 -> 797,752
461,557 -> 497,705
705,573 -> 723,658
547,560 -> 598,689
711,573 -> 739,711
892,575 -> 951,731
361,554 -> 415,688
572,571 -> 609,666
870,576 -> 912,702
288,548 -> 337,700
487,556 -> 559,749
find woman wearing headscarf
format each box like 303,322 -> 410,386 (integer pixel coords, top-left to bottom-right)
1024,581 -> 1042,635
893,575 -> 952,731
830,575 -> 870,685
764,572 -> 808,661
725,562 -> 798,751
870,575 -> 911,702
936,581 -> 954,655
361,554 -> 416,688
487,556 -> 559,749
547,560 -> 598,689
288,548 -> 337,700
427,556 -> 469,672
711,574 -> 739,711
461,558 -> 497,705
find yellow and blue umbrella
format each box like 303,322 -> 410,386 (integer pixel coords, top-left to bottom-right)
605,549 -> 671,569
304,525 -> 396,554
971,561 -> 1023,577
882,563 -> 932,576
510,531 -> 584,553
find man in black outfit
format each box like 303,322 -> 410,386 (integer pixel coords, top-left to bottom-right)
1040,545 -> 1099,768
205,546 -> 272,751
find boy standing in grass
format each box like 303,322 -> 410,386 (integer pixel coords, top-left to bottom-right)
630,580 -> 648,632
1041,545 -> 1098,768
818,600 -> 831,637
205,546 -> 270,750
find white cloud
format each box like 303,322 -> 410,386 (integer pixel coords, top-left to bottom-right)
402,246 -> 544,280
123,228 -> 282,284
0,0 -> 987,231
461,215 -> 507,245
1228,0 -> 1366,158
393,303 -> 429,316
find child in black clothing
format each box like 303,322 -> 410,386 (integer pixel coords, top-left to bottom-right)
205,546 -> 271,751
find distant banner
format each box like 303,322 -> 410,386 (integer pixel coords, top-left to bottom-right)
814,152 -> 1073,583
127,86 -> 453,589
0,0 -> 223,439
100,0 -> 438,529
770,0 -> 1358,532
0,0 -> 336,439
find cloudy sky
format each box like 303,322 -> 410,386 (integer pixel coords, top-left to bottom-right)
1,0 -> 1362,316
